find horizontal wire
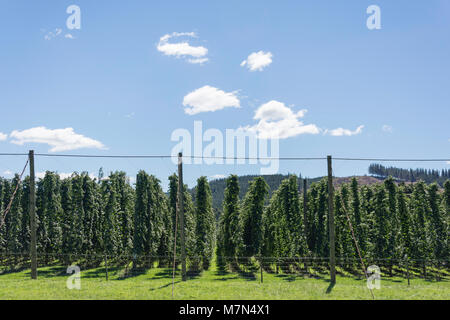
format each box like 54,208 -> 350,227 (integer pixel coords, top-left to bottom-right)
0,153 -> 449,162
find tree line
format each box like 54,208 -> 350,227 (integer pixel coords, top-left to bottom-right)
1,170 -> 449,275
369,163 -> 450,186
216,175 -> 449,273
0,171 -> 215,272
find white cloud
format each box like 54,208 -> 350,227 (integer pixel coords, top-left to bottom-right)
0,132 -> 7,141
183,85 -> 240,115
209,174 -> 226,180
188,57 -> 209,64
447,161 -> 450,165
3,170 -> 12,176
157,32 -> 208,64
64,33 -> 74,39
324,125 -> 364,137
241,51 -> 273,71
44,28 -> 63,40
242,100 -> 320,139
9,127 -> 106,152
36,172 -> 97,180
382,125 -> 393,133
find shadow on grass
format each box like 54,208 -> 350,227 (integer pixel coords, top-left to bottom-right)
149,280 -> 180,291
83,267 -> 122,279
326,282 -> 335,294
25,266 -> 67,278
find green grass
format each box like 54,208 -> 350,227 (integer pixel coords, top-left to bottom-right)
0,263 -> 448,300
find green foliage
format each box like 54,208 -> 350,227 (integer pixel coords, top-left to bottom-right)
239,177 -> 268,258
216,175 -> 241,263
193,176 -> 215,270
0,167 -> 448,274
369,163 -> 449,185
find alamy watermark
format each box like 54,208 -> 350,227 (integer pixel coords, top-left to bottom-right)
66,5 -> 81,30
66,265 -> 81,290
171,121 -> 279,174
366,265 -> 381,290
367,5 -> 381,30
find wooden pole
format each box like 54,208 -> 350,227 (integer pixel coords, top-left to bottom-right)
406,261 -> 410,286
104,254 -> 109,281
177,152 -> 186,281
260,257 -> 263,284
327,155 -> 336,284
29,150 -> 37,280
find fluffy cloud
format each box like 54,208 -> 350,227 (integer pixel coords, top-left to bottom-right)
157,32 -> 208,64
382,124 -> 393,133
183,85 -> 240,115
0,132 -> 7,141
44,28 -> 62,40
36,172 -> 97,180
240,51 -> 273,71
324,125 -> 364,136
9,127 -> 106,152
209,174 -> 226,180
242,100 -> 320,139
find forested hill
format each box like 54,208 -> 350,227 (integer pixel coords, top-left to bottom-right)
194,174 -> 384,213
369,164 -> 450,186
200,174 -> 308,212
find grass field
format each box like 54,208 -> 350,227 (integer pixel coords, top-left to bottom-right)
0,263 -> 449,300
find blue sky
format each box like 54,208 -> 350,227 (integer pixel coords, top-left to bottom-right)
0,0 -> 449,189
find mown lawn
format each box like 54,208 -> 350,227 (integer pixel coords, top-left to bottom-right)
0,263 -> 448,300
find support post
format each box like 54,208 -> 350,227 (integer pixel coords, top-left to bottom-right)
260,258 -> 263,284
327,155 -> 336,284
177,152 -> 187,281
406,261 -> 410,286
29,150 -> 37,280
104,254 -> 108,281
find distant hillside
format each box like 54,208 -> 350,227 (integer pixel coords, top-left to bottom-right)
190,174 -> 385,214
369,163 -> 449,186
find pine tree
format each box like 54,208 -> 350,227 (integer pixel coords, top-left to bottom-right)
350,178 -> 368,256
133,171 -> 149,261
239,177 -> 268,259
167,174 -> 196,264
103,179 -> 119,256
6,175 -> 23,259
147,175 -> 169,266
314,179 -> 328,257
218,175 -> 240,263
61,178 -> 76,264
42,172 -> 63,255
0,179 -> 5,254
397,184 -> 412,259
374,184 -> 389,261
71,174 -> 85,255
35,179 -> 48,254
410,181 -> 431,273
335,188 -> 354,264
193,176 -> 215,270
19,177 -> 30,255
384,177 -> 398,274
110,172 -> 134,256
133,171 -> 170,267
278,176 -> 308,257
427,183 -> 446,261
